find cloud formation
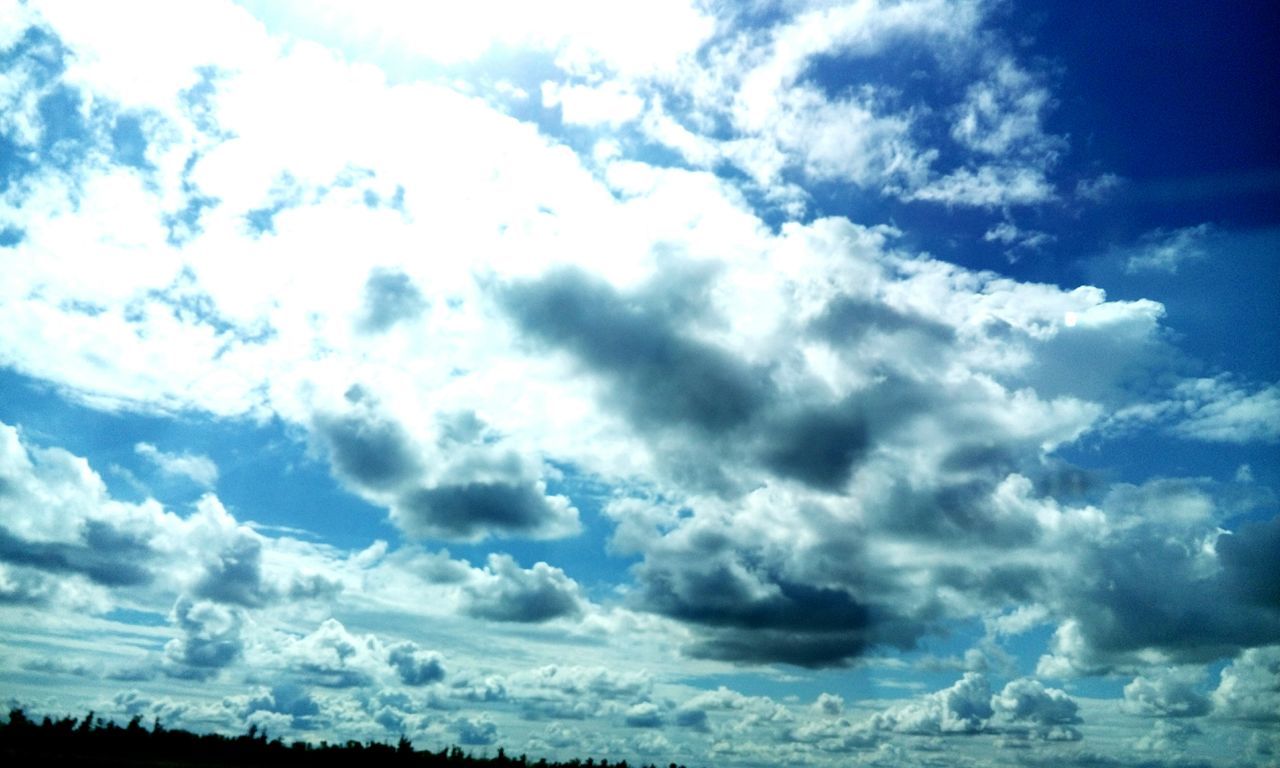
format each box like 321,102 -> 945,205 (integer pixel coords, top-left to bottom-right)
0,2 -> 1277,765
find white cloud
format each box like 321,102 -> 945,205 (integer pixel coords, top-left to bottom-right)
1123,223 -> 1212,274
906,164 -> 1055,207
542,80 -> 645,127
1172,378 -> 1280,444
870,672 -> 993,734
1122,667 -> 1211,718
1212,645 -> 1280,722
134,442 -> 219,487
461,554 -> 585,623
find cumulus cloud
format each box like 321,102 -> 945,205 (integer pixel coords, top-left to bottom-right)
1123,667 -> 1211,718
498,267 -> 772,437
387,642 -> 446,686
312,391 -> 580,541
462,554 -> 584,623
870,672 -> 994,735
163,597 -> 244,679
284,617 -> 387,688
1036,482 -> 1280,676
624,701 -> 663,728
1212,645 -> 1280,722
991,678 -> 1082,740
454,714 -> 497,746
192,533 -> 272,607
244,684 -> 321,729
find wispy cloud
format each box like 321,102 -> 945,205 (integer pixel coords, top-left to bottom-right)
134,443 -> 219,488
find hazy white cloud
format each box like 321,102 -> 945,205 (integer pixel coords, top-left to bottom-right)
1123,224 -> 1212,274
135,442 -> 219,487
1172,378 -> 1280,444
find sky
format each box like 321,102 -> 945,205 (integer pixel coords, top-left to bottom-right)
0,1 -> 1277,765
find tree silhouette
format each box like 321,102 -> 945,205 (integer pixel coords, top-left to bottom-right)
1,707 -> 692,768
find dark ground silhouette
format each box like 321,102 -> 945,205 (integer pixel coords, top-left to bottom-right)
1,708 -> 692,768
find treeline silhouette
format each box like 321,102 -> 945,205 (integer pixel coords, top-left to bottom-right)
2,708 -> 692,768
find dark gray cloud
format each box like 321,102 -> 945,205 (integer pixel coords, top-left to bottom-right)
809,295 -> 954,347
1056,513 -> 1280,669
878,479 -> 1041,546
397,482 -> 569,540
757,400 -> 868,491
673,707 -> 709,731
192,535 -> 272,607
454,716 -> 497,746
635,543 -> 924,667
498,267 -> 772,435
498,270 -> 936,495
314,396 -> 578,541
462,554 -> 583,623
0,522 -> 152,587
388,642 -> 445,685
313,397 -> 422,493
1218,516 -> 1280,609
245,684 -> 321,729
358,268 -> 428,334
162,597 -> 244,680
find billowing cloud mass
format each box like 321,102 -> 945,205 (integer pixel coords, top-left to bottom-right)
0,1 -> 1277,767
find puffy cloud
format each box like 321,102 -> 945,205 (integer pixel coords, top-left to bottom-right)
1038,495 -> 1280,675
1133,719 -> 1202,753
0,11 -> 1276,767
1212,645 -> 1280,722
871,672 -> 993,735
244,684 -> 321,729
454,714 -> 497,746
283,617 -> 387,688
163,596 -> 244,679
462,554 -> 584,623
813,693 -> 844,717
192,532 -> 272,607
991,678 -> 1082,740
1123,667 -> 1211,718
312,392 -> 580,541
498,267 -> 772,438
387,642 -> 445,686
624,701 -> 663,728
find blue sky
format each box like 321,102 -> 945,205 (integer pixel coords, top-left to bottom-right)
0,1 -> 1277,765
